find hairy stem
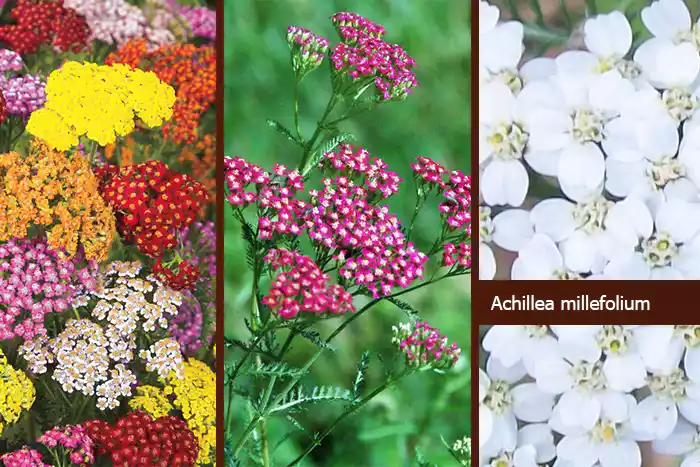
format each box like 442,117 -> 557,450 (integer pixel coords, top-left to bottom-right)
293,77 -> 302,142
299,93 -> 339,174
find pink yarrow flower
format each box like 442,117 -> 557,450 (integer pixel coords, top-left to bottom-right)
38,425 -> 95,465
224,156 -> 271,206
392,321 -> 462,370
411,156 -> 447,189
443,242 -> 471,269
287,26 -> 329,75
262,249 -> 355,319
320,143 -> 402,198
0,448 -> 49,467
329,12 -> 418,101
0,238 -> 97,342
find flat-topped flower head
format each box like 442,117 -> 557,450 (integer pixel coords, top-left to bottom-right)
261,249 -> 355,319
287,25 -> 329,76
331,12 -> 386,42
224,156 -> 271,206
411,156 -> 447,189
320,143 -> 402,198
392,321 -> 462,370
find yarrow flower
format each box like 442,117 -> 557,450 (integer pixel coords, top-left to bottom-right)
38,425 -> 95,466
262,249 -> 355,319
180,6 -> 216,41
329,12 -> 418,101
106,39 -> 216,145
0,74 -> 46,118
0,0 -> 91,55
0,49 -> 23,72
84,411 -> 199,466
96,160 -> 208,261
139,338 -> 184,379
169,291 -> 205,355
0,349 -> 35,436
0,140 -> 116,262
392,321 -> 462,370
0,448 -> 47,467
27,61 -> 176,150
478,0 -> 700,280
320,143 -> 402,198
286,26 -> 329,77
0,237 -> 97,342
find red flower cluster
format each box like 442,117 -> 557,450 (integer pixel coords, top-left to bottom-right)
153,259 -> 199,291
84,412 -> 199,467
443,242 -> 471,269
262,249 -> 355,319
0,0 -> 90,55
96,161 -> 207,289
97,161 -> 208,258
106,39 -> 216,145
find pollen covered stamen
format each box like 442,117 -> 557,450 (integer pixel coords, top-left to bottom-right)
647,156 -> 685,188
480,206 -> 495,243
642,233 -> 679,268
647,368 -> 688,402
573,197 -> 613,234
487,123 -> 528,160
661,88 -> 698,122
572,109 -> 604,143
483,380 -> 513,416
597,326 -> 631,355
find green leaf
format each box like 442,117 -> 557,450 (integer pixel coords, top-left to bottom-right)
386,297 -> 420,319
243,362 -> 308,379
271,385 -> 353,413
266,118 -> 301,145
351,351 -> 371,401
298,330 -> 337,353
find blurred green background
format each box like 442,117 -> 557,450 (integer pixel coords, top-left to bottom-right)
224,0 -> 471,465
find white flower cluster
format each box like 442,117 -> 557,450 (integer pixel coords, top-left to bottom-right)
479,325 -> 700,467
479,0 -> 700,280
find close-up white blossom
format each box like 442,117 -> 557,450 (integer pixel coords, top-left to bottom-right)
478,0 -> 700,280
479,325 -> 700,467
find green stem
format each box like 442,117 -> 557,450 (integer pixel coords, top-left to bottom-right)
258,355 -> 274,467
293,77 -> 302,142
225,329 -> 268,430
288,370 -> 412,465
298,93 -> 339,174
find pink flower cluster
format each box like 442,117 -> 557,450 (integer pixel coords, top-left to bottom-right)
180,6 -> 216,41
0,238 -> 96,342
0,448 -> 48,467
169,291 -> 204,355
224,156 -> 271,206
0,49 -> 23,72
320,143 -> 402,198
257,165 -> 307,238
38,425 -> 95,466
261,249 -> 354,319
331,12 -> 385,41
286,26 -> 329,74
225,153 -> 430,297
0,74 -> 46,118
440,170 -> 471,234
411,157 -> 472,235
329,12 -> 418,101
392,321 -> 461,370
443,242 -> 471,269
309,177 -> 428,297
411,156 -> 447,188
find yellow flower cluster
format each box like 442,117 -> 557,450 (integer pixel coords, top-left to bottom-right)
27,61 -> 176,150
0,350 -> 35,435
129,385 -> 174,419
0,140 -> 116,261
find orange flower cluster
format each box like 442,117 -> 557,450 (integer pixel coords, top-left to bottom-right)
179,133 -> 215,204
106,39 -> 215,146
0,140 -> 116,261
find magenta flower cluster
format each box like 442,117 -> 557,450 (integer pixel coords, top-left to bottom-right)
309,176 -> 428,297
38,425 -> 95,465
392,321 -> 462,370
443,242 -> 471,269
329,12 -> 418,101
411,156 -> 447,188
0,74 -> 46,118
169,291 -> 204,355
0,448 -> 48,467
0,49 -> 23,72
261,249 -> 355,319
286,26 -> 329,75
0,237 -> 96,342
225,147 -> 431,298
320,143 -> 401,198
224,156 -> 271,206
181,6 -> 216,41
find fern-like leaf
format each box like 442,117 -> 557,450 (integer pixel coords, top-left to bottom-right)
298,330 -> 337,353
271,385 -> 353,414
266,118 -> 302,145
243,361 -> 308,379
351,351 -> 371,402
386,296 -> 420,319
